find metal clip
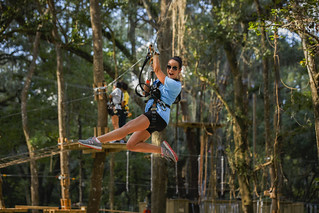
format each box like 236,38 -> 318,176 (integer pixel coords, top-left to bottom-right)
159,101 -> 167,111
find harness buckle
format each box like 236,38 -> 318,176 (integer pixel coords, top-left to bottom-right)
150,103 -> 157,127
159,102 -> 166,111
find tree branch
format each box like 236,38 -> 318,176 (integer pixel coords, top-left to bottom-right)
141,0 -> 158,29
198,75 -> 237,120
62,44 -> 115,78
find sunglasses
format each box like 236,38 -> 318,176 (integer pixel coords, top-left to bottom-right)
167,65 -> 178,71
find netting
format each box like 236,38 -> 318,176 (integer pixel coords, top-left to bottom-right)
0,142 -> 78,169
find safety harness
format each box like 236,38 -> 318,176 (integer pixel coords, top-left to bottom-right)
134,45 -> 181,128
148,80 -> 181,127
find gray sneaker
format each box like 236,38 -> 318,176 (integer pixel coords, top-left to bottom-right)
161,141 -> 178,163
78,137 -> 102,150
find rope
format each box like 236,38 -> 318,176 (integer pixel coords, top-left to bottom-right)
93,58 -> 143,92
0,142 -> 77,169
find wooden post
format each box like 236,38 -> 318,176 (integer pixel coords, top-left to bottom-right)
253,93 -> 257,200
253,93 -> 257,169
48,0 -> 71,209
58,138 -> 71,210
0,173 -> 4,209
109,153 -> 114,210
199,133 -> 204,198
94,127 -> 109,137
203,133 -> 208,196
93,82 -> 107,101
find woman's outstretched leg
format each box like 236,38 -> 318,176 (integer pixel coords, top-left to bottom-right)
126,130 -> 160,154
98,114 -> 150,142
126,130 -> 178,162
78,114 -> 150,150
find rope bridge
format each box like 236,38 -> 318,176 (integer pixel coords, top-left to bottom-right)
0,141 -> 127,169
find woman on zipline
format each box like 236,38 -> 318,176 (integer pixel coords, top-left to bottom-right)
78,53 -> 182,162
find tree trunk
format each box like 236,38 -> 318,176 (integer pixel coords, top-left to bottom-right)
48,0 -> 70,208
298,32 -> 319,160
185,128 -> 200,201
269,27 -> 282,213
127,0 -> 140,79
77,115 -> 84,205
171,0 -> 186,57
150,0 -> 172,212
21,28 -> 41,211
87,0 -> 108,212
0,173 -> 4,208
253,0 -> 274,193
289,1 -> 319,161
224,42 -> 253,213
151,131 -> 168,213
128,0 -> 137,59
180,93 -> 200,208
254,0 -> 278,209
109,153 -> 114,210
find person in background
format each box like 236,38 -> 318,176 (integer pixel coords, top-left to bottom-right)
109,82 -> 124,132
119,81 -> 132,128
117,81 -> 130,143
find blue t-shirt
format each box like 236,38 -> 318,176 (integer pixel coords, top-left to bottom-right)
145,76 -> 182,124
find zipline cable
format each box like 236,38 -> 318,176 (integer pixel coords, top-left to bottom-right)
93,58 -> 143,92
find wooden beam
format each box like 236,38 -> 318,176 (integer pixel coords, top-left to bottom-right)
0,209 -> 28,213
62,141 -> 127,152
15,206 -> 59,210
43,210 -> 85,213
99,209 -> 138,213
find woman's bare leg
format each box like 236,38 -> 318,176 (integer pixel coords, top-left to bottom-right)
97,114 -> 150,143
126,130 -> 161,154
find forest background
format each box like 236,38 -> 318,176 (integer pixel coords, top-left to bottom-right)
0,0 -> 318,213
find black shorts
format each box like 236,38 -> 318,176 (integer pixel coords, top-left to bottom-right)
144,110 -> 167,134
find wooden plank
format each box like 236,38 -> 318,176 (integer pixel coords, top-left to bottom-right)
0,208 -> 28,212
43,210 -> 85,213
15,205 -> 59,210
63,141 -> 127,152
99,209 -> 138,213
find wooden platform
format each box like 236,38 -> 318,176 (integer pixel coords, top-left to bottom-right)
13,206 -> 85,213
43,209 -> 85,213
14,205 -> 59,210
62,141 -> 127,154
0,206 -> 137,213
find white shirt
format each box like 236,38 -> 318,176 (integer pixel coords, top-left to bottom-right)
110,88 -> 123,109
